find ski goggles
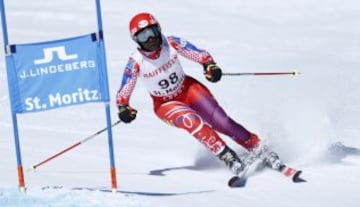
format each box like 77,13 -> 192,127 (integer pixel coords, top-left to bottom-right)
135,26 -> 161,43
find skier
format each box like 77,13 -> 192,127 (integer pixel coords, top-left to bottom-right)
116,12 -> 280,175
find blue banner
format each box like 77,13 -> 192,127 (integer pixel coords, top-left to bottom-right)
6,33 -> 110,113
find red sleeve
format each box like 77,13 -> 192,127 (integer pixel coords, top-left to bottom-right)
116,57 -> 140,106
167,36 -> 214,65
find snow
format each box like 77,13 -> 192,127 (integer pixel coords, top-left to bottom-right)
1,0 -> 360,206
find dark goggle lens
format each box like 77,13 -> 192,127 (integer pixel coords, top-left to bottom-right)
135,26 -> 160,43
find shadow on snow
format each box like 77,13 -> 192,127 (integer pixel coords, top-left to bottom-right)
41,186 -> 215,197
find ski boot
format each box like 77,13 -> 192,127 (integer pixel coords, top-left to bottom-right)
218,146 -> 245,175
248,144 -> 283,170
238,133 -> 283,171
263,151 -> 283,170
247,145 -> 266,162
238,133 -> 266,164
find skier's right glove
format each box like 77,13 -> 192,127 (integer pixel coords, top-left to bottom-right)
203,61 -> 222,83
118,105 -> 137,123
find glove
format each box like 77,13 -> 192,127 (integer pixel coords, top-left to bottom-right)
203,62 -> 222,83
118,105 -> 137,123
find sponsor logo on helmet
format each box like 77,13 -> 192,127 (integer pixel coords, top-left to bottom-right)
138,20 -> 149,29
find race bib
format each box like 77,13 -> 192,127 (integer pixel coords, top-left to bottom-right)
138,45 -> 185,97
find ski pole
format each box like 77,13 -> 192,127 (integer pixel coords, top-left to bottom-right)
28,120 -> 121,172
223,70 -> 301,76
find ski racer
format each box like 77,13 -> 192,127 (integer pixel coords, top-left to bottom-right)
116,12 -> 280,175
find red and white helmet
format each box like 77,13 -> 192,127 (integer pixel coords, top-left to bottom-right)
129,12 -> 161,41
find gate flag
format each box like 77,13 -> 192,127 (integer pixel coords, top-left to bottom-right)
6,33 -> 110,113
1,0 -> 117,192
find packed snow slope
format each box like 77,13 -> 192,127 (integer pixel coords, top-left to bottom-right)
1,0 -> 360,206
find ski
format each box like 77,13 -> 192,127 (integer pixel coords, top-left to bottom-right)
228,146 -> 306,188
278,164 -> 306,183
228,163 -> 306,188
227,163 -> 251,188
228,158 -> 264,188
228,175 -> 247,188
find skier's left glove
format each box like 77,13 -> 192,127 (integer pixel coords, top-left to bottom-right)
203,61 -> 222,83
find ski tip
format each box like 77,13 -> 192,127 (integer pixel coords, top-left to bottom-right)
228,176 -> 247,188
292,170 -> 306,183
